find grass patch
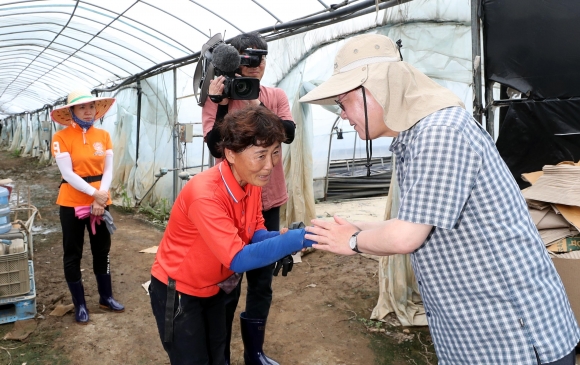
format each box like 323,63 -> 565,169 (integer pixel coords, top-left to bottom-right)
138,198 -> 170,227
0,325 -> 70,365
370,327 -> 436,365
353,316 -> 437,365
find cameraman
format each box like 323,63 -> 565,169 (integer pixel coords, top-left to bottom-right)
201,32 -> 295,365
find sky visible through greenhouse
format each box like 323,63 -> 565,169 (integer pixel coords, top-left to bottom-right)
0,0 -> 336,116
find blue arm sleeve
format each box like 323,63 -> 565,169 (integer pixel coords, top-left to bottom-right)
251,229 -> 280,243
230,229 -> 311,273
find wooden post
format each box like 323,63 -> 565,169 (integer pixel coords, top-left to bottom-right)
27,186 -> 31,220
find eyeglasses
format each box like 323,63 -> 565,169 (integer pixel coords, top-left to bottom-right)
335,86 -> 362,112
334,97 -> 345,112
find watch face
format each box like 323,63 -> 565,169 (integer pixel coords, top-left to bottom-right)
349,235 -> 357,250
349,231 -> 361,253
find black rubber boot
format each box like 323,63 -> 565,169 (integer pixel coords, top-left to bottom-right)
95,273 -> 125,312
240,312 -> 280,365
67,280 -> 89,324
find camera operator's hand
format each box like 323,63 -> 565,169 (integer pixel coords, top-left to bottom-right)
209,76 -> 229,105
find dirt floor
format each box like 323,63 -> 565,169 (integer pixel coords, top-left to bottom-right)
0,151 -> 437,365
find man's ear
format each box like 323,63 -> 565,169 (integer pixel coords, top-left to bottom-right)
224,148 -> 236,164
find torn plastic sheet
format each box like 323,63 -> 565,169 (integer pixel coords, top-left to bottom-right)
496,98 -> 580,189
482,0 -> 580,99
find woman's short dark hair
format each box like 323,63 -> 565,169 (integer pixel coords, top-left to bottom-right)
230,32 -> 267,52
218,105 -> 286,154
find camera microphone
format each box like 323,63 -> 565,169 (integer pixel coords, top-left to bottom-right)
211,44 -> 240,74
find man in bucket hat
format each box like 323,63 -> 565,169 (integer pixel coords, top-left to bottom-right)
301,34 -> 579,364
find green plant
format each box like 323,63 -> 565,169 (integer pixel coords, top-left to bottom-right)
138,199 -> 171,227
119,185 -> 133,212
10,148 -> 21,157
358,317 -> 383,329
158,197 -> 170,219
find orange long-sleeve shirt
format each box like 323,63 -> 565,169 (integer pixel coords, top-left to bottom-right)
51,124 -> 113,207
151,161 -> 266,297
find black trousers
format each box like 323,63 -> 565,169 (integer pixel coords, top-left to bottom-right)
60,206 -> 111,282
149,276 -> 226,365
537,347 -> 576,365
224,206 -> 280,359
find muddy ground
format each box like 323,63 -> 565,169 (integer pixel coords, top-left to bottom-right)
0,151 -> 436,365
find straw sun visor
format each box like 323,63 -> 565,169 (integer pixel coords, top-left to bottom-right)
50,90 -> 115,126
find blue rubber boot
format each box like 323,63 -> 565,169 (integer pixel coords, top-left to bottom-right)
240,312 -> 279,365
67,280 -> 89,324
95,273 -> 125,312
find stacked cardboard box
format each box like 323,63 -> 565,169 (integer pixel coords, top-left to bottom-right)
522,162 -> 580,324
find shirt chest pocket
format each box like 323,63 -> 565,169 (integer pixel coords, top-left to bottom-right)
240,220 -> 258,243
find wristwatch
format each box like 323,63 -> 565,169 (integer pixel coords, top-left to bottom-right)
349,231 -> 362,253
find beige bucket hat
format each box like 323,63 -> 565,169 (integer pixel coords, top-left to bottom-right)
50,89 -> 115,126
300,34 -> 464,132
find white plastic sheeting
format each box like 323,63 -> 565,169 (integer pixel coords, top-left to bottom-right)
269,1 -> 473,180
100,72 -> 177,208
1,0 -> 476,207
0,0 -> 331,116
0,0 -> 479,326
280,83 -> 317,227
371,162 -> 427,326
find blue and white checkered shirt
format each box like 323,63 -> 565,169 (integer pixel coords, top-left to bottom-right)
390,107 -> 580,364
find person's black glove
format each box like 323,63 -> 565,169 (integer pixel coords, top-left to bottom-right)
273,222 -> 305,277
273,255 -> 293,276
288,221 -> 306,230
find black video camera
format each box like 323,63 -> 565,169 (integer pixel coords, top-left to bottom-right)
211,46 -> 267,101
194,34 -> 266,106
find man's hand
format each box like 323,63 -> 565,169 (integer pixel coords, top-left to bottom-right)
91,201 -> 105,216
92,190 -> 108,206
305,215 -> 359,256
273,255 -> 293,276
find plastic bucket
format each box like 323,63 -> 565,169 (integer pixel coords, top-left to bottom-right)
0,206 -> 10,234
0,187 -> 8,210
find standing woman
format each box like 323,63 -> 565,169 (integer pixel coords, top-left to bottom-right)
50,89 -> 124,325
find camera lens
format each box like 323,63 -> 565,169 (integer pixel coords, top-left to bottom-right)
234,80 -> 253,98
230,78 -> 260,100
